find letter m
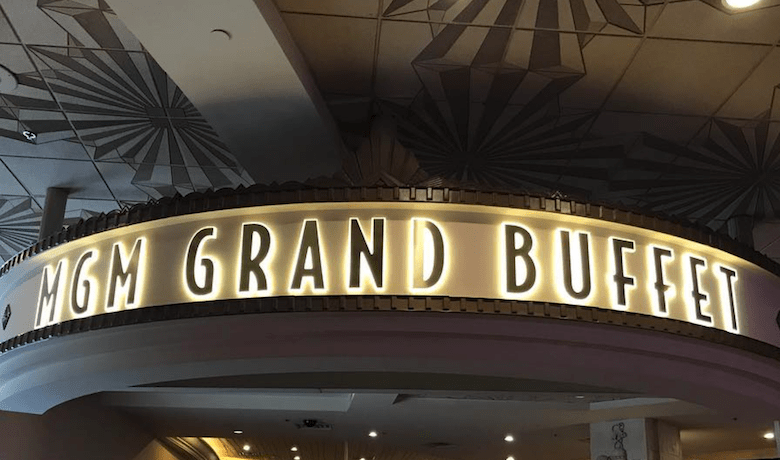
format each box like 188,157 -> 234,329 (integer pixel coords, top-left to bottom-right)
36,260 -> 64,327
107,239 -> 144,309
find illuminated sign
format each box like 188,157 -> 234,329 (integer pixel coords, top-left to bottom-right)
0,202 -> 778,348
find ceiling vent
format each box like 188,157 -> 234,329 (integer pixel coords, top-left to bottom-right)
294,419 -> 332,430
422,442 -> 456,449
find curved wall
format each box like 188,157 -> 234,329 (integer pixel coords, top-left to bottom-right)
0,187 -> 778,414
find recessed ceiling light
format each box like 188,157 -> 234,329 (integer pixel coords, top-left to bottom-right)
360,458 -> 366,460
294,456 -> 301,460
233,430 -> 243,435
368,431 -> 378,438
291,446 -> 298,451
243,444 -> 251,452
723,0 -> 760,8
575,395 -> 585,399
504,434 -> 514,442
507,456 -> 515,460
764,432 -> 775,440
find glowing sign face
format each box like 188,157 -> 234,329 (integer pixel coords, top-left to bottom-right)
0,202 -> 777,348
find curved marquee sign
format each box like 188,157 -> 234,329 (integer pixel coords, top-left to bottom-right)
0,201 -> 779,348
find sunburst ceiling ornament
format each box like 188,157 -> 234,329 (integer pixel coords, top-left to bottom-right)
0,197 -> 41,263
608,110 -> 780,229
5,1 -> 251,198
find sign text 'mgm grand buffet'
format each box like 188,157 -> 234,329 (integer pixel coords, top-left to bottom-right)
31,205 -> 741,335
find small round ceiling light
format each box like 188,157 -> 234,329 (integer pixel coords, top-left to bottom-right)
210,28 -> 232,41
233,430 -> 243,435
0,65 -> 18,94
723,0 -> 760,8
575,395 -> 585,399
504,434 -> 514,442
368,430 -> 379,438
507,456 -> 515,460
243,444 -> 251,452
764,431 -> 775,440
294,456 -> 301,460
291,446 -> 298,451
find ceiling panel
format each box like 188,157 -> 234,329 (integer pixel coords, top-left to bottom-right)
0,9 -> 18,43
717,49 -> 780,120
649,1 -> 780,44
559,35 -> 641,110
276,0 -> 380,17
1,155 -> 113,200
605,39 -> 771,115
589,111 -> 710,144
374,20 -> 428,99
282,13 -> 377,96
0,159 -> 26,196
0,134 -> 92,160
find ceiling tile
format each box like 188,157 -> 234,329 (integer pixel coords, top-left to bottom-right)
1,0 -> 69,45
2,0 -> 144,51
0,44 -> 56,107
649,1 -> 780,44
560,35 -> 641,109
0,156 -> 113,200
717,48 -> 780,120
0,132 -> 92,160
375,20 -> 430,98
589,111 -> 710,144
283,13 -> 377,96
93,160 -> 152,202
0,159 -> 26,195
0,9 -> 19,43
517,0 -> 644,37
275,0 -> 380,18
605,39 -> 770,115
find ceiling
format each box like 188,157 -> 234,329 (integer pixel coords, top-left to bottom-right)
1,0 -> 780,262
100,389 -> 778,460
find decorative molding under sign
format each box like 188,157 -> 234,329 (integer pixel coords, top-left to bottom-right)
0,187 -> 779,355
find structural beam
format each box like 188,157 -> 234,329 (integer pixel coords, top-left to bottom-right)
38,187 -> 68,239
105,0 -> 344,184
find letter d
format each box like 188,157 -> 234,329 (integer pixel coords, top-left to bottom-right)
411,219 -> 445,289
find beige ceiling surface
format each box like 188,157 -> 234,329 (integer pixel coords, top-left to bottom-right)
2,0 -> 780,262
277,0 -> 780,232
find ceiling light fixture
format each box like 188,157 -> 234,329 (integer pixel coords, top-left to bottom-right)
764,432 -> 776,440
294,456 -> 301,460
368,431 -> 378,438
507,456 -> 515,460
233,430 -> 243,435
291,446 -> 298,451
723,0 -> 760,8
243,444 -> 251,452
504,434 -> 514,442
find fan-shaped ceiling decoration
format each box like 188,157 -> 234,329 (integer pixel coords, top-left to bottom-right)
30,1 -> 248,197
377,0 -> 624,196
0,197 -> 40,262
607,88 -> 780,229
